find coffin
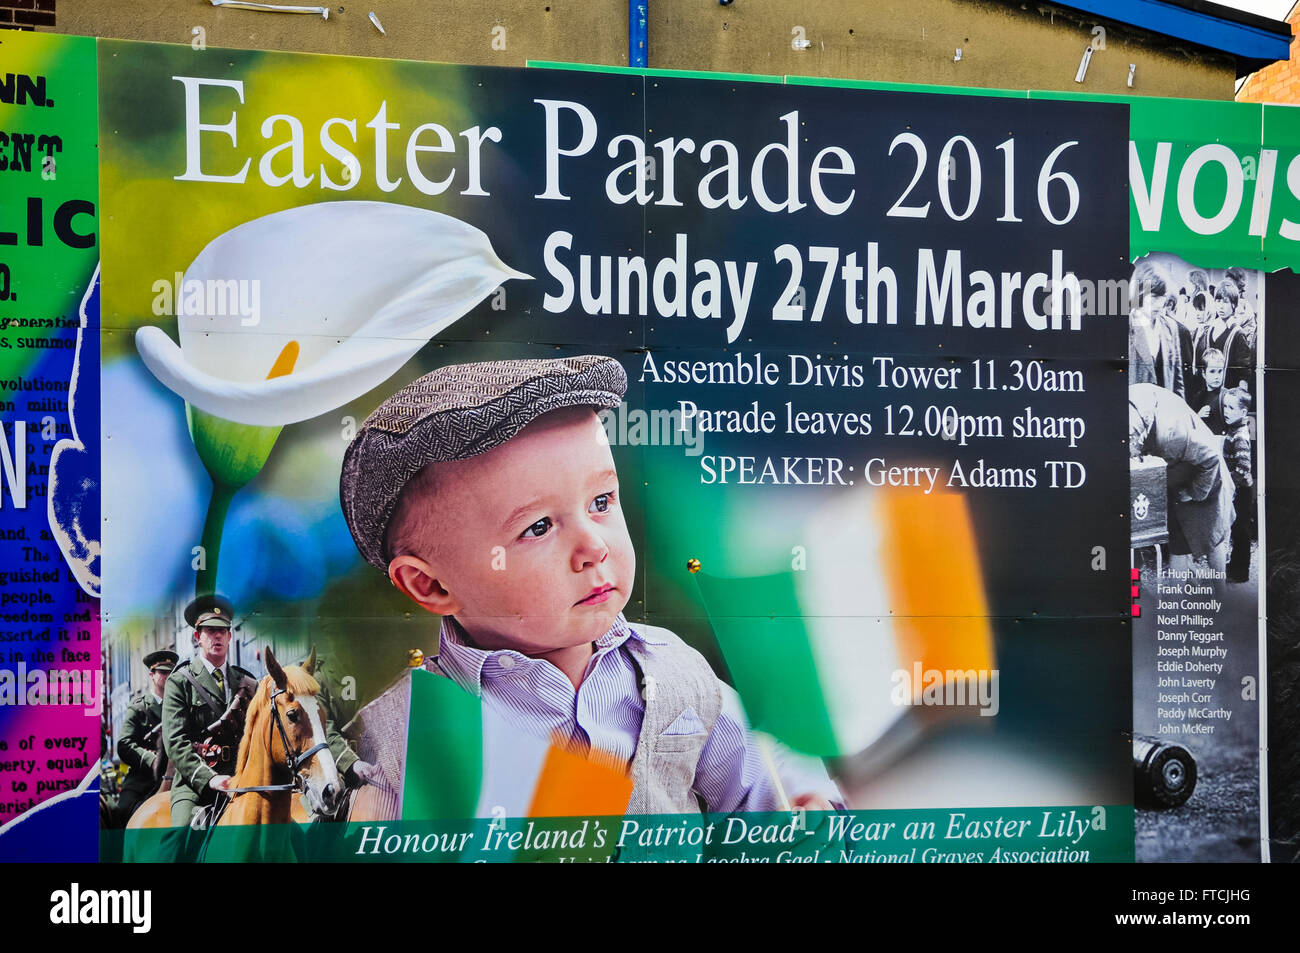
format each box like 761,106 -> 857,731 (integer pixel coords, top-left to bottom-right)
1130,455 -> 1168,547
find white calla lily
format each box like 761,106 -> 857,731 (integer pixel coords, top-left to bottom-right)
135,201 -> 529,427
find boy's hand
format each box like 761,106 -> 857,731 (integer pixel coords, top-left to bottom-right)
791,792 -> 833,812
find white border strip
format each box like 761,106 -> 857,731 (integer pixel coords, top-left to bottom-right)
1257,268 -> 1269,864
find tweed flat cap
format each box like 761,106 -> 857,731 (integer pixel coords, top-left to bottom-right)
341,355 -> 627,570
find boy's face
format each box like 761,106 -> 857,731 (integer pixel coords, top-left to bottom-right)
404,407 -> 635,655
1215,295 -> 1234,321
1204,361 -> 1225,392
1224,399 -> 1247,426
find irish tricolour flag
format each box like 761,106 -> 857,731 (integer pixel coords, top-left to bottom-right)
697,488 -> 995,758
380,668 -> 634,822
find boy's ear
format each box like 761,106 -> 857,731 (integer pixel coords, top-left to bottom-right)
388,556 -> 461,616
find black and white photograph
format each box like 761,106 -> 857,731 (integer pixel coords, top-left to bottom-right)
1129,253 -> 1262,862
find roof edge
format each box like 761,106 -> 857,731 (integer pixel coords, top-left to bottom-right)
1047,0 -> 1292,71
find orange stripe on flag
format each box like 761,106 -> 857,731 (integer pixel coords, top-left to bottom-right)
527,744 -> 634,818
876,488 -> 995,674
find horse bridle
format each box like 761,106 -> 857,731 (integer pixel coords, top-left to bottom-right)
226,686 -> 330,796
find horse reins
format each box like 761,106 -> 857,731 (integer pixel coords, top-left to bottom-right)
225,686 -> 330,797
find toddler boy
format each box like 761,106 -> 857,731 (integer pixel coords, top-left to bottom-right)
340,355 -> 840,814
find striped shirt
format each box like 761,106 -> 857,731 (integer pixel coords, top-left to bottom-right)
432,614 -> 838,813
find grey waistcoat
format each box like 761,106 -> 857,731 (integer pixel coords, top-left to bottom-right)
623,625 -> 723,815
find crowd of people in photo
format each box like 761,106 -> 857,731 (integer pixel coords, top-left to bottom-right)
1128,258 -> 1257,582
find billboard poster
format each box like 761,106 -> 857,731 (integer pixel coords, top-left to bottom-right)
0,31 -> 99,862
0,31 -> 1291,869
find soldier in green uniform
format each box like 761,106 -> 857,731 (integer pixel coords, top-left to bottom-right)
162,596 -> 256,827
115,649 -> 177,825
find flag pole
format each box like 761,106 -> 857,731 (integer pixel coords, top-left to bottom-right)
757,734 -> 791,811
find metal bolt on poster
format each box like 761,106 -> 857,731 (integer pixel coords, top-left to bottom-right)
0,29 -> 1291,864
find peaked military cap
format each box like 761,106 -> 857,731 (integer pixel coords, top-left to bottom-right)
143,649 -> 179,672
184,595 -> 235,629
340,355 -> 627,570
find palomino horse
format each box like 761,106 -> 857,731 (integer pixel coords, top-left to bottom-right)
123,647 -> 340,831
219,646 -> 342,826
123,790 -> 175,831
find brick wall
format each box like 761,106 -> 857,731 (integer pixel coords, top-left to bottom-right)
1238,2 -> 1300,104
0,0 -> 57,31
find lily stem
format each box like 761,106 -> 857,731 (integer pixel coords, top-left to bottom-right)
196,480 -> 237,599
